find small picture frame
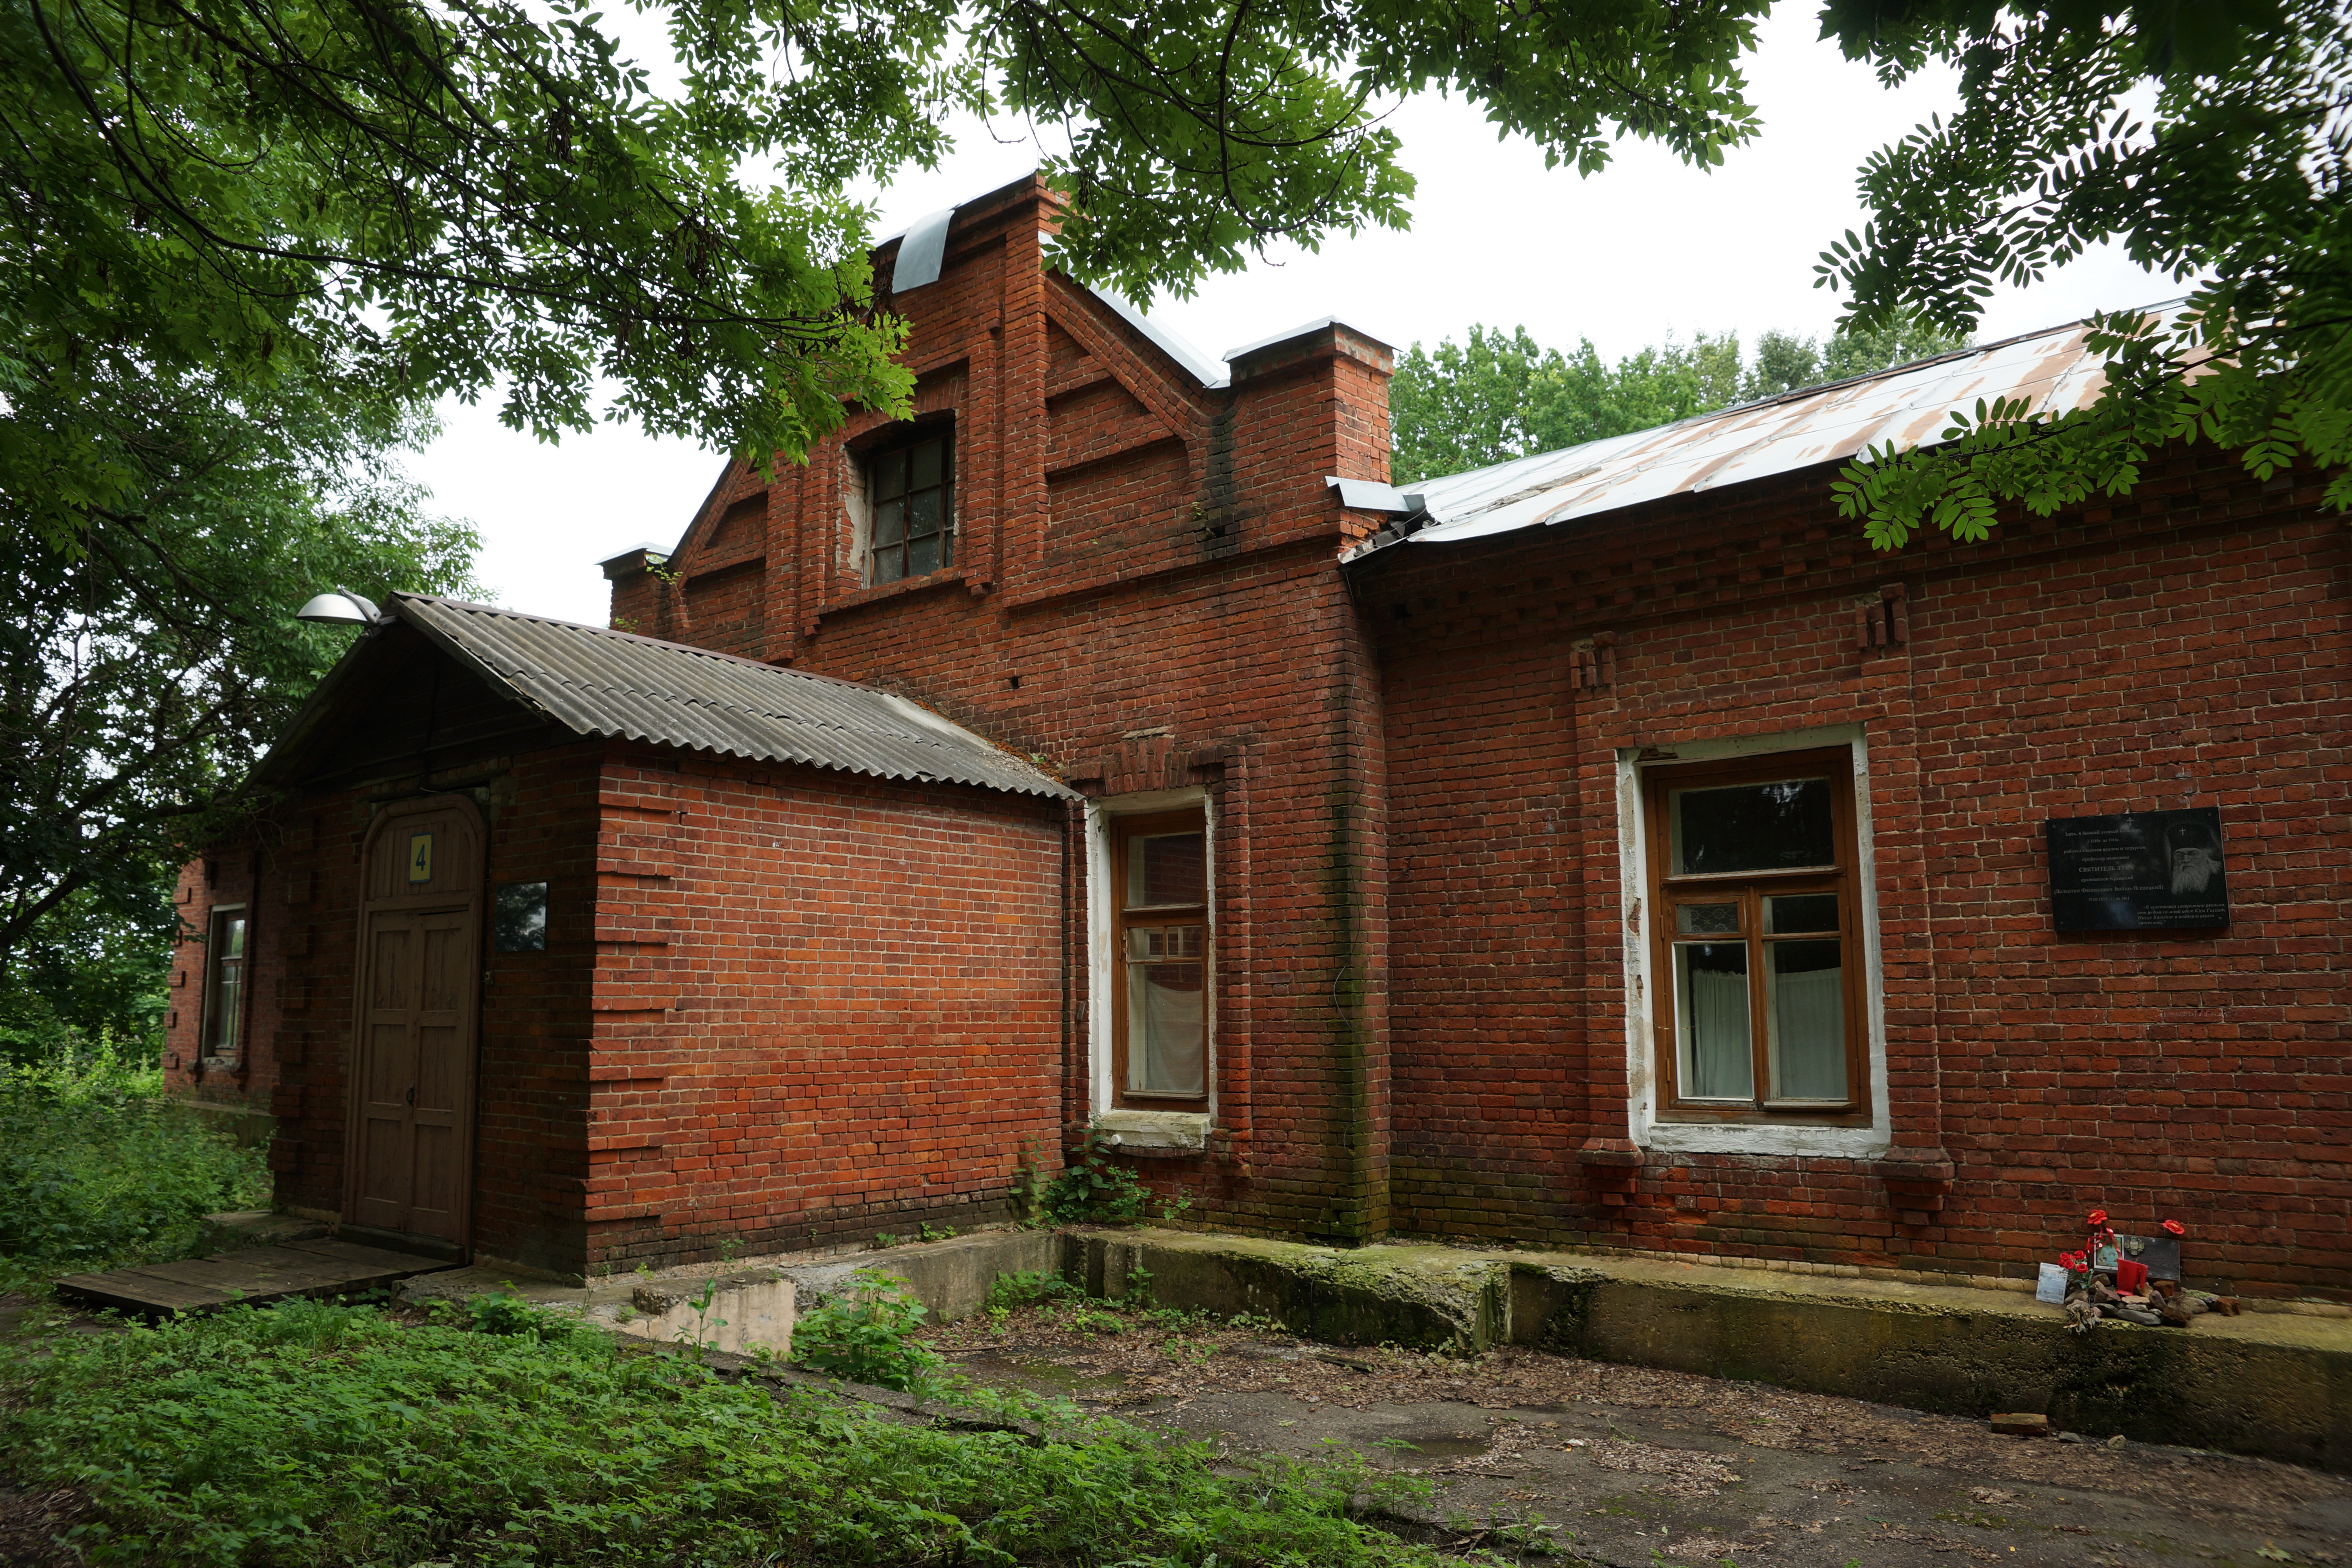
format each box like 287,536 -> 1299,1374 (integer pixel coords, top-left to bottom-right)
493,881 -> 548,953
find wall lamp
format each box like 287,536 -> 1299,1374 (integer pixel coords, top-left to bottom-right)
295,586 -> 385,626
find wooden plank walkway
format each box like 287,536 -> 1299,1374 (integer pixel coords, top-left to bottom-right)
54,1238 -> 456,1317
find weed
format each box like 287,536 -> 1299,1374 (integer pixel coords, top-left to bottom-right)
985,1269 -> 1083,1313
1123,1262 -> 1157,1305
1488,1515 -> 1574,1558
1010,1139 -> 1048,1223
1041,1128 -> 1151,1224
790,1269 -> 942,1391
463,1289 -> 552,1337
0,1057 -> 269,1294
675,1277 -> 729,1357
871,1230 -> 901,1249
916,1221 -> 957,1243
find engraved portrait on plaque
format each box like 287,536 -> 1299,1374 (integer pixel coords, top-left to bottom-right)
2045,807 -> 2230,931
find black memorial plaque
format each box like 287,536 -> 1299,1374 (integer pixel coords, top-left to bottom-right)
2120,1233 -> 2181,1282
2045,807 -> 2229,931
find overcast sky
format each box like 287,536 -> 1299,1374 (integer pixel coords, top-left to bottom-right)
410,3 -> 2168,627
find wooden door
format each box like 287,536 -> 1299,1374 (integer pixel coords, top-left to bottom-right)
347,797 -> 482,1246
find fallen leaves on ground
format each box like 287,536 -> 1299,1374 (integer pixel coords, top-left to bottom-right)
925,1304 -> 2352,1526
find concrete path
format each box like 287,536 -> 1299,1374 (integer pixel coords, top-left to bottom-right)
933,1312 -> 2352,1568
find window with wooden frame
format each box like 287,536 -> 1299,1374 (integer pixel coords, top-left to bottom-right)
860,422 -> 954,586
200,906 -> 249,1060
1111,809 -> 1211,1110
1643,747 -> 1867,1122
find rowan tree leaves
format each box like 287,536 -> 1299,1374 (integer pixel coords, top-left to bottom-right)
1816,0 -> 2352,545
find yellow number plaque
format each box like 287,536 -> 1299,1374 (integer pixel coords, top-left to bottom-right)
407,832 -> 434,884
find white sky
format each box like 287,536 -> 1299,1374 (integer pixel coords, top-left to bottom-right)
411,3 -> 2168,626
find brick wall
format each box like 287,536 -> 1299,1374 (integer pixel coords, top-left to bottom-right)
1364,448 -> 2350,1299
568,745 -> 1069,1272
608,175 -> 1407,1243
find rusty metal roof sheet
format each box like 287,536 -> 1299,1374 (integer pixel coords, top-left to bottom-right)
385,595 -> 1076,799
1345,313 -> 2142,563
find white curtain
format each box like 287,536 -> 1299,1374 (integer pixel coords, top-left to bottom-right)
1129,967 -> 1205,1095
1771,966 -> 1846,1098
1681,964 -> 1752,1099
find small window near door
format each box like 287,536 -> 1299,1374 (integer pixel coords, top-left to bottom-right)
862,424 -> 955,585
201,906 -> 248,1059
1112,810 -> 1210,1108
493,881 -> 548,953
1644,747 -> 1868,1121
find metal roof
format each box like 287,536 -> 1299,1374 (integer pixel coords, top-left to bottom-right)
361,595 -> 1076,799
1344,312 -> 2148,563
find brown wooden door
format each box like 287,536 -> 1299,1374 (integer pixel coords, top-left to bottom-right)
352,909 -> 473,1238
347,797 -> 482,1246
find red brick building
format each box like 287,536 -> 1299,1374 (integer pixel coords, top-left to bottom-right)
165,596 -> 1073,1278
177,173 -> 2348,1298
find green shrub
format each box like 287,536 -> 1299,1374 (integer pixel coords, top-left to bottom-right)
0,1055 -> 268,1292
1041,1129 -> 1151,1224
0,1299 -> 1443,1567
788,1268 -> 943,1391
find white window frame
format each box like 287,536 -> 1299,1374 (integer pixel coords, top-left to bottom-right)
1617,724 -> 1891,1156
200,902 -> 250,1063
1085,787 -> 1215,1150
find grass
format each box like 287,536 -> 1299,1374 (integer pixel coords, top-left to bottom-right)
0,1050 -> 1530,1565
0,1047 -> 269,1297
0,1297 -> 1468,1567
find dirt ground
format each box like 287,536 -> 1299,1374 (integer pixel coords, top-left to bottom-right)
925,1303 -> 2352,1568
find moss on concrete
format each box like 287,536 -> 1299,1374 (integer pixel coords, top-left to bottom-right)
1062,1229 -> 2352,1472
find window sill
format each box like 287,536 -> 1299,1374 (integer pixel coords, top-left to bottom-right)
1641,1115 -> 1887,1159
1655,1105 -> 1871,1128
1094,1109 -> 1210,1153
815,564 -> 972,622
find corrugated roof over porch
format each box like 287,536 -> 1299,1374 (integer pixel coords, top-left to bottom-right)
258,595 -> 1076,800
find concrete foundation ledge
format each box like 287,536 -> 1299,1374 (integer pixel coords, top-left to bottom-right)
394,1225 -> 2347,1473
1063,1230 -> 2352,1474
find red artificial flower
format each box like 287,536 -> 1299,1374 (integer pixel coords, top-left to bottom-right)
2163,1218 -> 2185,1237
2087,1208 -> 2109,1228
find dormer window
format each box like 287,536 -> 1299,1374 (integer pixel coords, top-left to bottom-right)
862,424 -> 955,585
